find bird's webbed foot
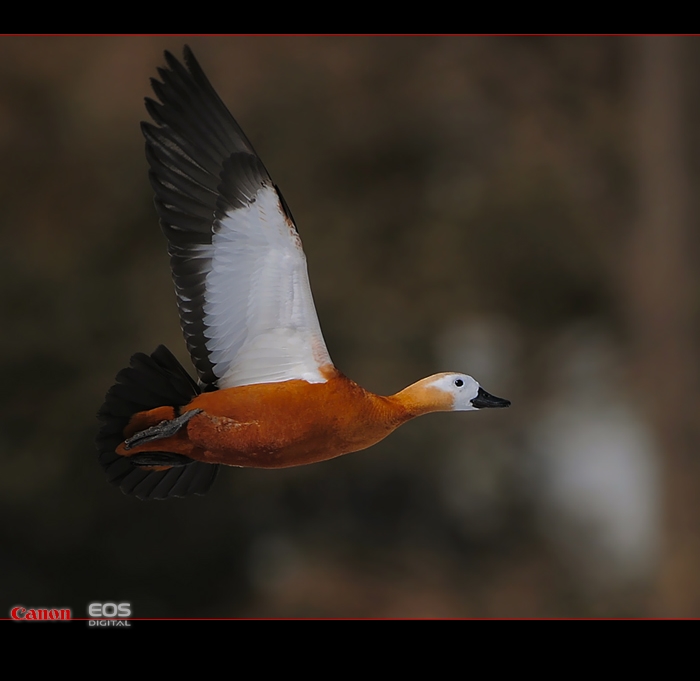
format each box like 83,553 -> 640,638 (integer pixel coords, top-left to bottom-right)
123,408 -> 203,450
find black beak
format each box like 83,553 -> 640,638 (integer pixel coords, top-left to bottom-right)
471,387 -> 511,409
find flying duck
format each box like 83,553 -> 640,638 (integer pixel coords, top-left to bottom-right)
96,46 -> 510,501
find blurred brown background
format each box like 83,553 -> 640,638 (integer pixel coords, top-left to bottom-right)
1,36 -> 699,617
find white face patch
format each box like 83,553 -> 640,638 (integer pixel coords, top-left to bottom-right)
427,373 -> 481,411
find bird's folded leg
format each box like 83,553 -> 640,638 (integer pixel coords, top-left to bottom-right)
123,409 -> 203,450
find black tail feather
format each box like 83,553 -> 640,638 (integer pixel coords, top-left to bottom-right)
96,345 -> 218,500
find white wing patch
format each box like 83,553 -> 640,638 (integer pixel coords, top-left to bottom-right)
203,185 -> 332,388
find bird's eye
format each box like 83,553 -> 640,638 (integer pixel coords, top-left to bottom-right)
454,379 -> 464,387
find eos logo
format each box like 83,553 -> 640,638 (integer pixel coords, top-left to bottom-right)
87,602 -> 132,627
88,602 -> 131,618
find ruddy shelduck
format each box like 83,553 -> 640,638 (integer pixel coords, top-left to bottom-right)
97,47 -> 510,500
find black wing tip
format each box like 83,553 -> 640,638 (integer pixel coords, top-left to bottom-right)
163,45 -> 194,66
182,44 -> 195,62
158,45 -> 201,88
182,45 -> 207,82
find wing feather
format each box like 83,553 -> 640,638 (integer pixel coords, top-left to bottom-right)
143,46 -> 332,390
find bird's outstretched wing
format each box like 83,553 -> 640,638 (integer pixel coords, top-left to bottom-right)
142,46 -> 332,391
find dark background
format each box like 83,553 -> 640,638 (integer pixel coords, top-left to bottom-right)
1,36 -> 699,617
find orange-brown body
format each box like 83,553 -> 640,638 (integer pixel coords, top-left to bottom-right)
115,370 -> 450,469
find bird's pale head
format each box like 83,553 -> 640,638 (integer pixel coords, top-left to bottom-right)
423,373 -> 511,411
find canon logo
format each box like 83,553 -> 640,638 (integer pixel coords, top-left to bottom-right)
10,606 -> 71,621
